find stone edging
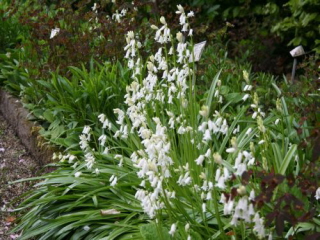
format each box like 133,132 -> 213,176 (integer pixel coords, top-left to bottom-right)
0,89 -> 54,165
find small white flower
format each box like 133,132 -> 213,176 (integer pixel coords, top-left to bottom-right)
50,27 -> 60,39
275,119 -> 280,125
204,149 -> 211,158
83,225 -> 90,231
187,11 -> 194,17
243,85 -> 252,91
198,122 -> 207,132
245,128 -> 252,135
216,176 -> 226,189
219,193 -> 226,204
252,111 -> 258,119
168,47 -> 174,55
92,3 -> 98,12
169,223 -> 177,236
202,202 -> 206,213
230,214 -> 238,226
98,134 -> 107,146
181,23 -> 189,32
203,129 -> 212,141
233,124 -> 240,134
74,172 -> 82,178
315,187 -> 320,200
103,147 -> 109,155
68,155 -> 76,163
185,223 -> 190,232
176,4 -> 184,14
242,94 -> 250,101
195,155 -> 205,165
206,191 -> 212,200
223,167 -> 230,179
253,213 -> 266,238
224,200 -> 234,215
215,168 -> 221,182
248,203 -> 255,216
226,147 -> 236,153
109,175 -> 118,187
258,140 -> 265,145
82,126 -> 91,134
98,113 -> 106,123
249,189 -> 255,201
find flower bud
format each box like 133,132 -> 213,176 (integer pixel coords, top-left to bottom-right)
199,105 -> 209,117
237,185 -> 246,195
176,32 -> 183,42
160,16 -> 166,25
151,24 -> 159,30
213,153 -> 222,164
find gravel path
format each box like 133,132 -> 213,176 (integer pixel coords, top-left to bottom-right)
0,113 -> 42,240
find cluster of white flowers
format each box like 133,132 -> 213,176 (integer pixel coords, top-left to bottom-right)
98,113 -> 113,155
230,196 -> 255,224
79,126 -> 96,170
92,3 -> 98,13
198,110 -> 229,142
176,4 -> 194,34
215,166 -> 230,189
112,8 -> 128,23
119,5 -> 271,238
131,116 -> 174,217
199,174 -> 214,202
213,80 -> 223,103
54,152 -> 76,164
215,72 -> 271,238
220,188 -> 266,238
113,5 -> 198,219
233,150 -> 255,176
53,150 -> 93,178
80,126 -> 91,150
151,17 -> 171,44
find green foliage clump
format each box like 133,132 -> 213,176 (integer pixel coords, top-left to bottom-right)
272,0 -> 320,53
0,3 -> 28,53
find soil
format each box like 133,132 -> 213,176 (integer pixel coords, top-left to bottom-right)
0,113 -> 43,240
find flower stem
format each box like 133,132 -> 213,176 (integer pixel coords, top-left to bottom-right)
212,184 -> 227,239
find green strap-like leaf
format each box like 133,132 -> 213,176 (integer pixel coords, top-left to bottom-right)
279,144 -> 297,175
